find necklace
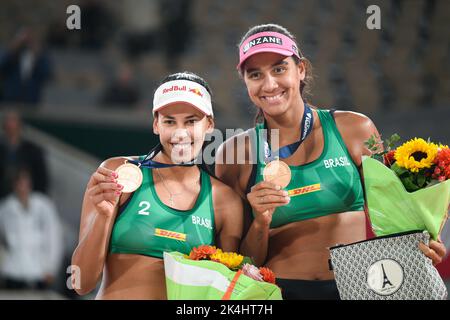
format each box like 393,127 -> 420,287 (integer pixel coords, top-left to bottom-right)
155,169 -> 200,207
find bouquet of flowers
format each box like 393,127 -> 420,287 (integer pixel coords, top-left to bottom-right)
363,135 -> 450,239
163,245 -> 282,300
328,135 -> 449,300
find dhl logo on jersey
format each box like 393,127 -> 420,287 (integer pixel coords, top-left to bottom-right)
154,228 -> 187,241
288,183 -> 321,197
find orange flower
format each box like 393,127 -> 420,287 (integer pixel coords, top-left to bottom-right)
259,267 -> 276,284
188,245 -> 217,260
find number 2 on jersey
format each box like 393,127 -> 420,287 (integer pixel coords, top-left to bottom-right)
138,201 -> 151,215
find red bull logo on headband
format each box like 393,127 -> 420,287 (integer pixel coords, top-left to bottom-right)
162,85 -> 204,98
189,88 -> 203,97
243,36 -> 283,54
153,79 -> 213,117
162,85 -> 187,94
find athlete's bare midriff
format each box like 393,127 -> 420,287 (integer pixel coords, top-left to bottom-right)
96,254 -> 166,300
265,210 -> 366,280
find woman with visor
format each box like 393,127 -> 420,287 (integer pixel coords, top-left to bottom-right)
215,24 -> 446,299
72,72 -> 244,299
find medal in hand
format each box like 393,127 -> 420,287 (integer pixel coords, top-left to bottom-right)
115,162 -> 143,193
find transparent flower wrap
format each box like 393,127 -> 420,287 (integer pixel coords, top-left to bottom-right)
163,252 -> 283,300
362,156 -> 450,240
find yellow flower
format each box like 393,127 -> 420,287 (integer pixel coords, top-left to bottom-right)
210,249 -> 244,269
395,138 -> 438,173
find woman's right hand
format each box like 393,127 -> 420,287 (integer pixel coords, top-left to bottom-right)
86,166 -> 124,217
247,181 -> 290,227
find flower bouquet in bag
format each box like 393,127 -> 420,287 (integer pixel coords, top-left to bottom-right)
329,135 -> 449,300
163,245 -> 282,300
363,135 -> 450,239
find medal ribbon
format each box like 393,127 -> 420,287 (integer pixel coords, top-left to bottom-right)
262,104 -> 314,162
128,144 -> 197,169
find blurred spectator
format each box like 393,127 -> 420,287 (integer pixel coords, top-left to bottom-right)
100,63 -> 140,108
79,0 -> 116,50
0,166 -> 63,290
47,0 -> 116,51
120,0 -> 160,58
158,0 -> 194,71
0,110 -> 49,198
0,27 -> 52,106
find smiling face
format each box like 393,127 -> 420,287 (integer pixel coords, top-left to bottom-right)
153,103 -> 214,163
243,52 -> 305,118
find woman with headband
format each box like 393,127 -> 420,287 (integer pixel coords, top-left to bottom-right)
215,24 -> 446,299
72,72 -> 243,299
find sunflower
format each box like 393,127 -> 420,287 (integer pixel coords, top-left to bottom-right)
394,138 -> 438,173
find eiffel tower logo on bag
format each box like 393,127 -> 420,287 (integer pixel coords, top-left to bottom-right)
381,263 -> 393,288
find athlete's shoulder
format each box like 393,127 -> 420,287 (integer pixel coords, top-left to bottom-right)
217,128 -> 255,152
332,110 -> 378,136
210,174 -> 244,227
332,110 -> 380,161
216,128 -> 257,165
209,173 -> 243,202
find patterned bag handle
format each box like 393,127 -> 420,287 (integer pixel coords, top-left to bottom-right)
221,270 -> 243,300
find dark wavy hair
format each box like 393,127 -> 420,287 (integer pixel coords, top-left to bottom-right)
238,24 -> 314,124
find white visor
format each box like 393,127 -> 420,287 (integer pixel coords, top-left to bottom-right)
153,80 -> 213,117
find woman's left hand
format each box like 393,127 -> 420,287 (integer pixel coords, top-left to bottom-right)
419,240 -> 447,266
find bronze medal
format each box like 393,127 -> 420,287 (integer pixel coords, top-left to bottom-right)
263,159 -> 291,188
115,162 -> 143,193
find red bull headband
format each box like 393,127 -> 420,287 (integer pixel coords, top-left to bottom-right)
153,80 -> 213,117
